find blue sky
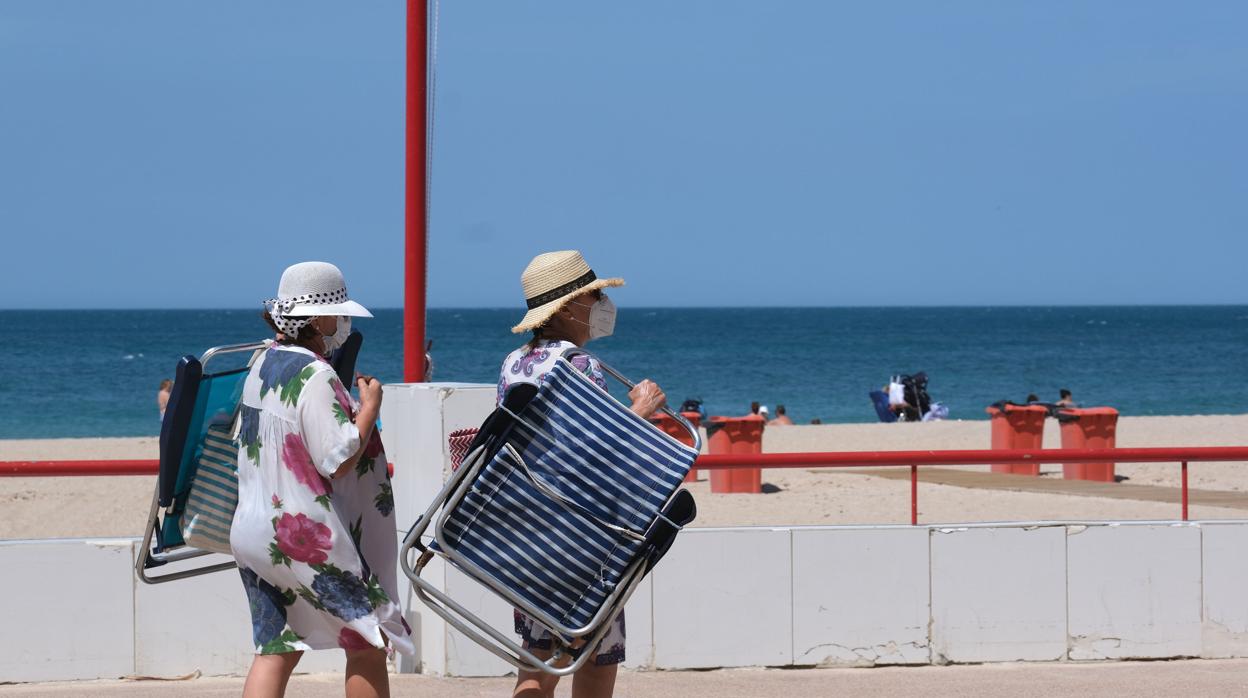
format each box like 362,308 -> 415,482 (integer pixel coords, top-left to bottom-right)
2,2 -> 1245,309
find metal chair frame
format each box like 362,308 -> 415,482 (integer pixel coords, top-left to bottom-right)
401,349 -> 700,675
136,341 -> 267,585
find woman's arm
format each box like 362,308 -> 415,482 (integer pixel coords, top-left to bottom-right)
332,376 -> 382,479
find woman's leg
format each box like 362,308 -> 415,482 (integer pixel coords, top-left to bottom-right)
345,647 -> 390,698
242,650 -> 303,698
570,660 -> 618,698
512,645 -> 560,698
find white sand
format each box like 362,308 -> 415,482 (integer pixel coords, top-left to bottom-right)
1,416 -> 1246,539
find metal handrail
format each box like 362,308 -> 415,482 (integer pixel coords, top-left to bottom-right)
4,446 -> 1247,524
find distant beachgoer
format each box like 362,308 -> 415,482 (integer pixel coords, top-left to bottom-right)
232,261 -> 412,697
1025,393 -> 1040,404
749,401 -> 761,417
810,418 -> 823,425
769,404 -> 794,426
887,379 -> 910,417
157,379 -> 172,421
758,405 -> 769,420
1056,388 -> 1076,407
679,397 -> 707,422
501,250 -> 664,698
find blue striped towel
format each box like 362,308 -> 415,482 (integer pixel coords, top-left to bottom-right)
181,423 -> 239,555
440,358 -> 698,634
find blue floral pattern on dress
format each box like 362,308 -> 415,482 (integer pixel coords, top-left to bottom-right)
240,566 -> 288,646
311,566 -> 374,621
258,347 -> 316,398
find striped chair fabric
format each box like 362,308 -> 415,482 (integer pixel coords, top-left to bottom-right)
181,423 -> 239,555
439,359 -> 698,633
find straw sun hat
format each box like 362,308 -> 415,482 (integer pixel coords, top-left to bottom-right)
511,250 -> 624,334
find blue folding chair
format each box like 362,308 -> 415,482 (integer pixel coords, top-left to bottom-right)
136,332 -> 364,584
401,349 -> 700,675
869,389 -> 898,423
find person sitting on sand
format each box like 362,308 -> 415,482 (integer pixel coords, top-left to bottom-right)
769,404 -> 794,426
156,379 -> 172,421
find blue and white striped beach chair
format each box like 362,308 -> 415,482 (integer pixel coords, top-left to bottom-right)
401,349 -> 700,675
136,332 -> 364,584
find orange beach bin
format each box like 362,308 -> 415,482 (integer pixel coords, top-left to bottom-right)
650,412 -> 703,482
1058,407 -> 1119,482
985,404 -> 1048,476
706,415 -> 764,493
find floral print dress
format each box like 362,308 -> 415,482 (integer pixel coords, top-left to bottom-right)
497,338 -> 626,666
230,344 -> 413,656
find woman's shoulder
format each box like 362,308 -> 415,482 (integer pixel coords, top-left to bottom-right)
500,339 -> 573,381
250,344 -> 334,403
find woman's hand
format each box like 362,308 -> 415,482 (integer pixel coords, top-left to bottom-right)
333,374 -> 383,479
628,379 -> 667,419
356,374 -> 383,409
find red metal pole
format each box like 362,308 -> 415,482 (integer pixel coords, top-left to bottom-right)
1,460 -> 158,476
910,464 -> 918,525
404,0 -> 429,383
1182,461 -> 1189,521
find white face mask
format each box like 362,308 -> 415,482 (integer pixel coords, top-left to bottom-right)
570,295 -> 616,341
318,316 -> 351,356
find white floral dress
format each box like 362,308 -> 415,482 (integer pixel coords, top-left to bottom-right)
230,344 -> 413,656
497,338 -> 626,666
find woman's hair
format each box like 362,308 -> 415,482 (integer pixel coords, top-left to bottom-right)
158,379 -> 173,390
524,325 -> 548,349
523,288 -> 601,348
262,311 -> 320,347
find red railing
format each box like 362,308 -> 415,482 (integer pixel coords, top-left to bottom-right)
4,447 -> 1247,525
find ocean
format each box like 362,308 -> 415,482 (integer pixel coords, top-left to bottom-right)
3,306 -> 1245,439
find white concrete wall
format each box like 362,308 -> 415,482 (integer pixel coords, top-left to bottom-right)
377,381 -> 498,675
930,526 -> 1067,663
8,520 -> 1248,682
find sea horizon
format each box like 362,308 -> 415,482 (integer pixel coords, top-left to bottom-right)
4,305 -> 1246,439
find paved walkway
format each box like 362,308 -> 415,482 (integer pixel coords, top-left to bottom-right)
6,660 -> 1248,697
854,467 -> 1248,510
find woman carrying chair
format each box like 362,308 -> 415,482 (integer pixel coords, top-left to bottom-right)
232,262 -> 413,698
499,250 -> 667,698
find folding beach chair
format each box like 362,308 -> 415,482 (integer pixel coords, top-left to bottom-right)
136,332 -> 363,584
401,349 -> 701,675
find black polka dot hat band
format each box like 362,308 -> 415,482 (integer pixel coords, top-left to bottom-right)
264,261 -> 372,336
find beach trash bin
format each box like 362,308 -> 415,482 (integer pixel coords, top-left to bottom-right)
650,411 -> 703,482
985,404 -> 1048,476
706,415 -> 764,493
1058,407 -> 1119,482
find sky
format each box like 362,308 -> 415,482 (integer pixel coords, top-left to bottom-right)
1,1 -> 1245,309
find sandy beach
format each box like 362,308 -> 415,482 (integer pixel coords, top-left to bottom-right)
1,415 -> 1246,540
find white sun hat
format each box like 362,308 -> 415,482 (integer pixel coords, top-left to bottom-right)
511,250 -> 624,334
264,262 -> 372,336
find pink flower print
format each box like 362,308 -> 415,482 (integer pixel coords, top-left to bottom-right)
364,431 -> 383,459
274,513 -> 333,565
337,627 -> 374,651
271,494 -> 283,510
283,433 -> 329,496
331,378 -> 354,417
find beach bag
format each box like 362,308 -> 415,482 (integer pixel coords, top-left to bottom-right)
180,423 -> 239,555
448,427 -> 479,472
